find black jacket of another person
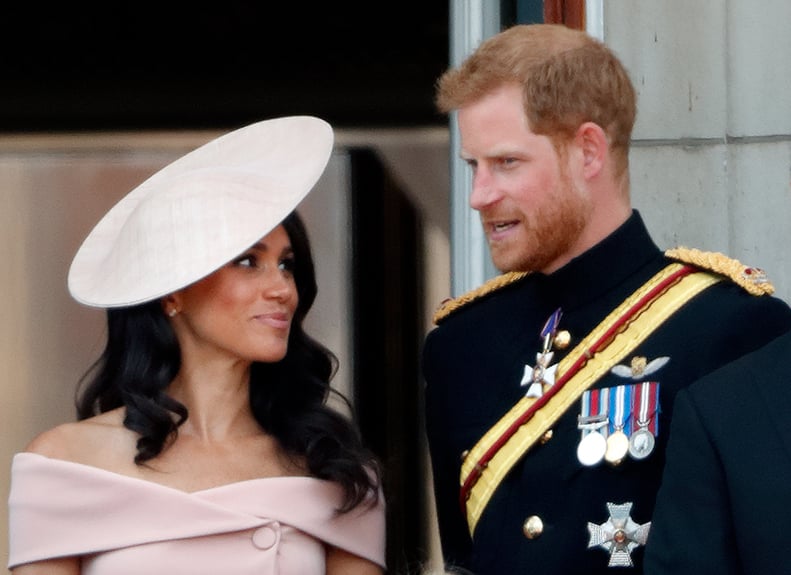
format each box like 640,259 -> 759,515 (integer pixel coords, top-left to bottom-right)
645,329 -> 791,575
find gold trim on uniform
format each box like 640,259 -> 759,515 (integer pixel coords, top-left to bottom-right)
432,271 -> 529,325
665,247 -> 774,295
432,248 -> 773,327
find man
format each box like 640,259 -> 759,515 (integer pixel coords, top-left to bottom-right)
422,23 -> 791,574
644,330 -> 791,575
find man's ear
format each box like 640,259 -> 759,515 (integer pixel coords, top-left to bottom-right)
575,122 -> 608,179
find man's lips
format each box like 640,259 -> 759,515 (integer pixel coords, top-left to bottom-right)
483,219 -> 519,239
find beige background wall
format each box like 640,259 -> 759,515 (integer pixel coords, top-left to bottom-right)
1,134 -> 220,569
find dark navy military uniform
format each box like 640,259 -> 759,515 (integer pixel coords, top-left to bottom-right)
422,211 -> 791,574
645,330 -> 791,575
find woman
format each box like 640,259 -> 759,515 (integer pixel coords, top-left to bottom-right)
7,116 -> 385,574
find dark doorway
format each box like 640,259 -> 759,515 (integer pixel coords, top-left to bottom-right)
349,148 -> 428,573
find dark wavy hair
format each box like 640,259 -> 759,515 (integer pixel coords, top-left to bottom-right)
76,211 -> 380,512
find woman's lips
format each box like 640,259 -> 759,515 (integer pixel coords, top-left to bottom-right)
253,312 -> 290,330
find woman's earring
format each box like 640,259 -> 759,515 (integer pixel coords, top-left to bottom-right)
168,308 -> 178,318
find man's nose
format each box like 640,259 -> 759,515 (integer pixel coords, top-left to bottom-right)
469,168 -> 500,210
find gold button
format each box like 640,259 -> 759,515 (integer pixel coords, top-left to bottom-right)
553,330 -> 571,349
522,515 -> 544,539
540,429 -> 553,444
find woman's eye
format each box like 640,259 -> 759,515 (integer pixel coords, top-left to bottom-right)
278,257 -> 296,274
234,255 -> 257,268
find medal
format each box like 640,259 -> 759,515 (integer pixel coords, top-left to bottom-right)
520,351 -> 557,398
577,388 -> 609,466
605,430 -> 629,465
587,502 -> 652,567
628,428 -> 655,460
577,427 -> 607,466
604,385 -> 631,466
628,382 -> 659,460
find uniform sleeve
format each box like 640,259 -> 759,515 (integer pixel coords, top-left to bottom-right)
644,388 -> 739,575
422,329 -> 475,569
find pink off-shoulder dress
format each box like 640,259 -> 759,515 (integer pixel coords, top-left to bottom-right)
8,453 -> 386,574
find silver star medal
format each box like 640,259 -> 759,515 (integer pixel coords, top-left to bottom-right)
587,502 -> 651,567
520,308 -> 562,398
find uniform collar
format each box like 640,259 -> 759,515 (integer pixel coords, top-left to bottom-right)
532,210 -> 662,310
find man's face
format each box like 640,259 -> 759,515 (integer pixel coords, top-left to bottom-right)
457,83 -> 592,274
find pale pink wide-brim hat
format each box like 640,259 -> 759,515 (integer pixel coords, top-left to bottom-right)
68,115 -> 334,308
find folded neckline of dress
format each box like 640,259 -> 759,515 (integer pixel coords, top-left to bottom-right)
12,451 -> 318,494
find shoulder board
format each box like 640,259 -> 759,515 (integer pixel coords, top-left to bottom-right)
432,271 -> 530,325
664,247 -> 775,296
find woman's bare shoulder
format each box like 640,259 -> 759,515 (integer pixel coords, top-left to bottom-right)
23,408 -> 132,465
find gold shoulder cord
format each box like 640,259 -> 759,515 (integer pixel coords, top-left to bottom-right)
433,248 -> 773,326
665,247 -> 774,295
433,271 -> 529,325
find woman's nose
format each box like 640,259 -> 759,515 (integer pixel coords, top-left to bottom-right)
262,271 -> 294,301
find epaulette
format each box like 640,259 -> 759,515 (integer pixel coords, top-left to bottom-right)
432,271 -> 529,325
665,246 -> 775,296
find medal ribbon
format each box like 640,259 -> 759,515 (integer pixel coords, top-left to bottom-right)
633,381 -> 659,434
540,308 -> 563,351
609,384 -> 632,434
579,388 -> 609,437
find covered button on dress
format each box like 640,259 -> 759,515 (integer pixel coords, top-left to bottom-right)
8,453 -> 386,574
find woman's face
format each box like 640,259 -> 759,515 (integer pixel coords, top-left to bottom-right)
169,224 -> 299,364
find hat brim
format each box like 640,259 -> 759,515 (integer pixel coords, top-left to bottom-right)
68,116 -> 333,308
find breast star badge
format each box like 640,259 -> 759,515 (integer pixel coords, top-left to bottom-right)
587,502 -> 651,567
